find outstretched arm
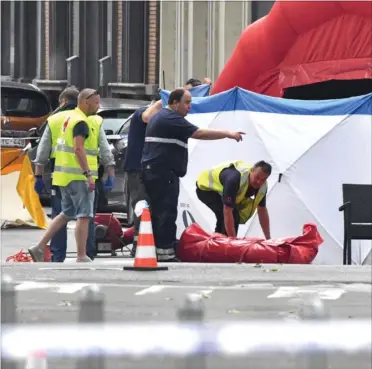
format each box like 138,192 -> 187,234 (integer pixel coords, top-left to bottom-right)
191,129 -> 244,142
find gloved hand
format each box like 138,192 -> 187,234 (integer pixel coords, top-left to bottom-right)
34,176 -> 45,194
104,176 -> 115,192
134,200 -> 149,217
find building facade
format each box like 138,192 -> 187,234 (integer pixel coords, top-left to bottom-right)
159,0 -> 274,89
1,0 -> 160,100
1,0 -> 273,97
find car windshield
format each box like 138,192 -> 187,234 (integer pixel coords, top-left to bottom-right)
1,88 -> 50,118
99,108 -> 137,134
102,118 -> 127,134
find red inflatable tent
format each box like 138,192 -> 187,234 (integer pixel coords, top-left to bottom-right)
212,1 -> 372,97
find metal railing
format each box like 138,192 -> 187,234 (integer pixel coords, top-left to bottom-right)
1,275 -> 371,369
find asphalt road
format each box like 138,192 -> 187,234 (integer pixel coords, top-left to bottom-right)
2,261 -> 372,369
1,219 -> 133,262
1,226 -> 372,369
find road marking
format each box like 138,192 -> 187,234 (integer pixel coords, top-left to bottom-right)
56,283 -> 90,294
15,281 -> 91,294
135,285 -> 165,296
189,289 -> 214,300
62,258 -> 133,265
15,281 -> 50,291
13,281 -> 277,294
267,286 -> 346,300
13,281 -> 370,296
340,283 -> 372,293
38,267 -> 124,271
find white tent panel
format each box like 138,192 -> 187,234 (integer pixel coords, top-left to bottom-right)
176,181 -> 213,239
167,88 -> 372,264
251,112 -> 342,173
287,114 -> 372,263
238,176 -> 344,264
186,111 -> 275,190
177,110 -> 372,264
187,112 -> 220,155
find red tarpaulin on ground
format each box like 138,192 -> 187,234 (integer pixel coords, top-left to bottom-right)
212,1 -> 372,97
177,223 -> 323,264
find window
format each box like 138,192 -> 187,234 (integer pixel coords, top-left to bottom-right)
252,1 -> 275,22
1,88 -> 51,118
118,118 -> 132,135
98,109 -> 135,119
101,118 -> 126,133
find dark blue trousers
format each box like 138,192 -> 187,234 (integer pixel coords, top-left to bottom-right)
142,169 -> 179,261
50,185 -> 97,262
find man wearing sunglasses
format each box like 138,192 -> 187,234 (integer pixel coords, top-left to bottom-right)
30,89 -> 115,262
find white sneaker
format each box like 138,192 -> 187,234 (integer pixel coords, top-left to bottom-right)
76,256 -> 93,262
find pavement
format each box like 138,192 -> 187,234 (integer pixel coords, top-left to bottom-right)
1,224 -> 372,369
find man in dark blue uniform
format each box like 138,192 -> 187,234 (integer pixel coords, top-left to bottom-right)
141,88 -> 245,262
123,93 -> 163,255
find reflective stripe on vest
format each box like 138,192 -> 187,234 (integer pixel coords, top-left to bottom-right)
48,110 -> 75,159
237,183 -> 267,224
54,143 -> 98,156
200,160 -> 250,196
53,165 -> 98,176
206,164 -> 250,197
145,136 -> 188,149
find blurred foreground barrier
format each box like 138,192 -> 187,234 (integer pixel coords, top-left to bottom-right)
1,320 -> 371,360
1,275 -> 371,369
76,284 -> 105,369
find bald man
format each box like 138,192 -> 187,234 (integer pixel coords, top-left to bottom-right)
141,88 -> 244,262
29,89 -> 115,263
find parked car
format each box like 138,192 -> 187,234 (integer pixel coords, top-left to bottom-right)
1,81 -> 52,148
29,98 -> 149,226
96,98 -> 149,225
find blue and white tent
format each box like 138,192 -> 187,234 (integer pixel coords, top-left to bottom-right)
161,83 -> 211,100
160,87 -> 372,265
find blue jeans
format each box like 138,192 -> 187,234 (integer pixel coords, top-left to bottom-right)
50,185 -> 97,262
50,186 -> 68,262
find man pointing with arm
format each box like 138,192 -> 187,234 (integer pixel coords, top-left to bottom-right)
141,88 -> 245,262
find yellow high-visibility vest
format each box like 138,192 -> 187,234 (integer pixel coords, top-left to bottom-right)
52,108 -> 100,187
196,160 -> 267,224
48,110 -> 74,159
89,115 -> 103,127
89,115 -> 103,157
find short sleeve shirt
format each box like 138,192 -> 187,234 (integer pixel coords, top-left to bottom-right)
73,121 -> 89,139
141,108 -> 199,177
219,166 -> 267,208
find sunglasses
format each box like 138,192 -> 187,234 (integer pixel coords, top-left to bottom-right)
86,90 -> 99,100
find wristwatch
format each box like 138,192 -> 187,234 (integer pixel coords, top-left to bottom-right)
83,170 -> 92,178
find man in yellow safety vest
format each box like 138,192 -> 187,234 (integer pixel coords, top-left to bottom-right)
196,160 -> 272,239
29,89 -> 115,262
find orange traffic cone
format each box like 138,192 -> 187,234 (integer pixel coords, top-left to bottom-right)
123,207 -> 168,271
